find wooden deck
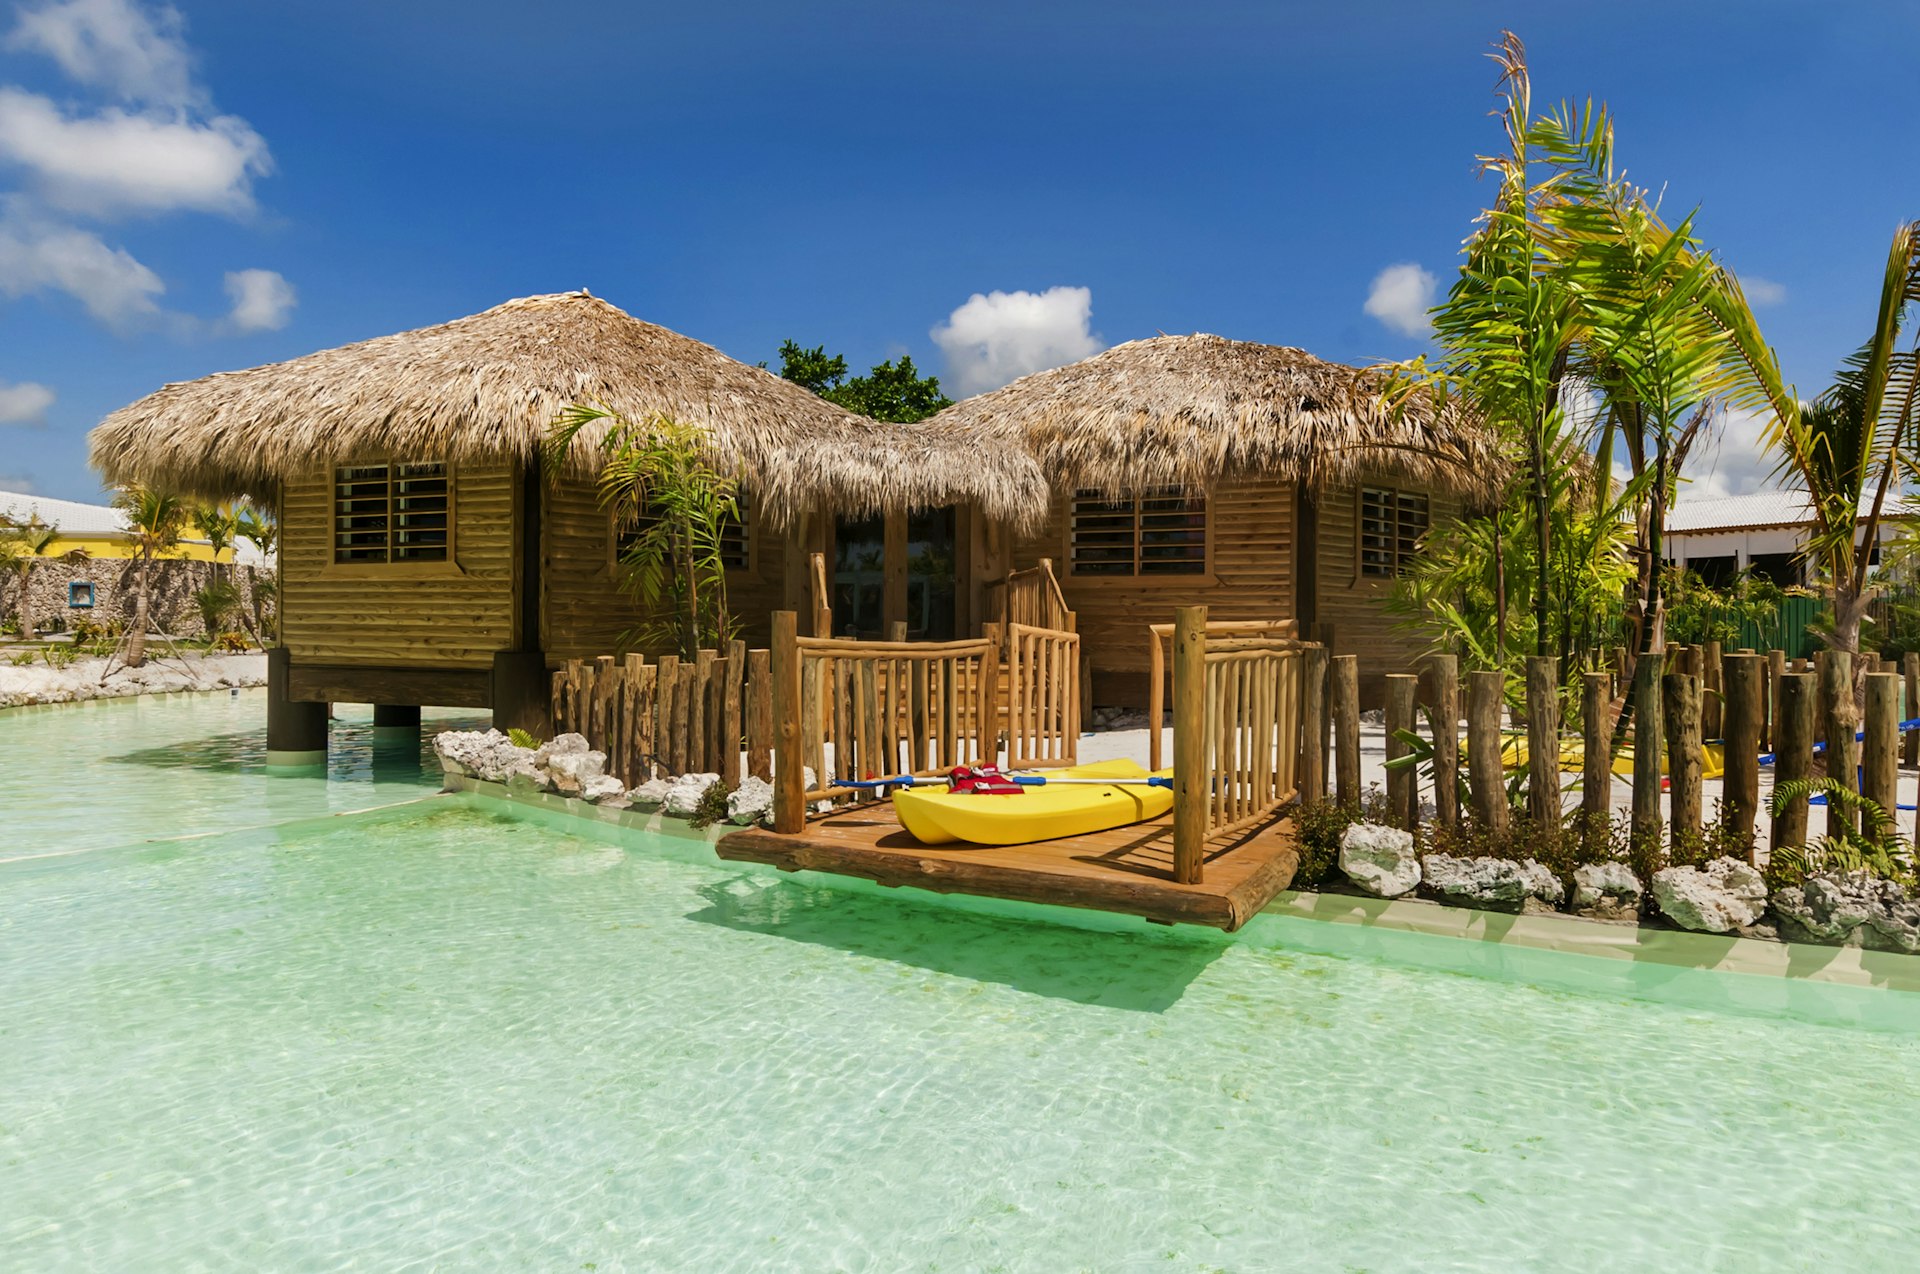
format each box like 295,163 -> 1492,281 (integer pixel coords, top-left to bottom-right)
716,804 -> 1301,931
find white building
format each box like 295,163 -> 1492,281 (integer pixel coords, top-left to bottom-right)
1665,491 -> 1898,587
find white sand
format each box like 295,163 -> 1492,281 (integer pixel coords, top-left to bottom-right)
0,651 -> 267,708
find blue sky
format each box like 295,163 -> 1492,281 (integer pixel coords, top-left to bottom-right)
0,0 -> 1914,502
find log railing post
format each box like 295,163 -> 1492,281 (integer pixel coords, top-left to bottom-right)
1773,671 -> 1813,853
1385,673 -> 1419,829
1426,653 -> 1459,829
1298,646 -> 1328,804
1171,605 -> 1208,885
771,611 -> 804,833
1525,656 -> 1559,829
1664,671 -> 1702,850
1331,654 -> 1360,805
1864,671 -> 1901,835
1701,640 -> 1723,740
1581,670 -> 1611,843
1466,669 -> 1506,834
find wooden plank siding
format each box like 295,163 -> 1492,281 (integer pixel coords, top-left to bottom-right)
1011,476 -> 1297,705
281,461 -> 518,670
1315,478 -> 1461,705
539,476 -> 792,664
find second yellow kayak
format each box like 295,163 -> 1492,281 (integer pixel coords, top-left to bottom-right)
892,758 -> 1175,847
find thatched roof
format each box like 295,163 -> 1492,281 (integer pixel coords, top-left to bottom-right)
87,291 -> 1049,530
926,333 -> 1502,501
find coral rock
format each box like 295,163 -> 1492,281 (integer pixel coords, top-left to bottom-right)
1337,823 -> 1420,898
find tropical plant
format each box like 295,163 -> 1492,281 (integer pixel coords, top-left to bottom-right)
193,579 -> 241,641
191,504 -> 239,579
113,484 -> 187,667
546,406 -> 742,658
0,517 -> 60,641
1662,567 -> 1785,648
506,727 -> 542,749
1704,221 -> 1920,659
1767,777 -> 1912,887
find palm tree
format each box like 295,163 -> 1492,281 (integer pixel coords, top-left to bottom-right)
0,518 -> 60,641
191,503 -> 239,582
237,503 -> 278,643
1707,222 -> 1919,658
114,484 -> 187,667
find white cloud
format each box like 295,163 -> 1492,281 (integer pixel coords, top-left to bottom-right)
930,286 -> 1104,396
0,377 -> 55,424
222,267 -> 293,331
0,205 -> 164,325
1363,262 -> 1438,338
7,0 -> 198,107
1741,274 -> 1787,307
0,87 -> 268,217
1680,404 -> 1789,501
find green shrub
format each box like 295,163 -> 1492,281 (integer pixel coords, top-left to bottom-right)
1294,789 -> 1393,888
1425,809 -> 1624,884
687,780 -> 733,829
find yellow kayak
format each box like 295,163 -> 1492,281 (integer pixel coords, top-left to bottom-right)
1468,735 -> 1725,780
892,758 -> 1175,847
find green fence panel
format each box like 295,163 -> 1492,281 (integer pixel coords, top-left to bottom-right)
1736,595 -> 1824,659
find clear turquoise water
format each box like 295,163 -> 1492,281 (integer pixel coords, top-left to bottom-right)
6,693 -> 1920,1270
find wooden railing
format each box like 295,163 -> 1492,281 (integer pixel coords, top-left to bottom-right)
987,558 -> 1074,635
550,645 -> 772,786
1148,618 -> 1299,769
1005,622 -> 1080,769
1171,607 -> 1316,883
788,631 -> 999,813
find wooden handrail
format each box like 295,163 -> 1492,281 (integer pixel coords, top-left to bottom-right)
1149,618 -> 1299,769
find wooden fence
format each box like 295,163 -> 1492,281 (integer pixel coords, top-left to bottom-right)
550,645 -> 773,786
1148,618 -> 1299,770
1004,622 -> 1081,769
1292,642 -> 1920,862
986,557 -> 1074,634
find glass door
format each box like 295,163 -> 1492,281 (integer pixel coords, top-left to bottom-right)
906,507 -> 956,640
832,514 -> 885,639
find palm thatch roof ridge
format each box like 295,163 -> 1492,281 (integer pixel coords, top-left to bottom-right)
87,290 -> 1049,530
926,333 -> 1502,502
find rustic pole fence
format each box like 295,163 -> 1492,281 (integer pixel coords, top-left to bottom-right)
1722,652 -> 1763,854
1385,673 -> 1419,829
1332,654 -> 1360,805
1426,653 -> 1459,829
1631,652 -> 1664,855
1581,670 -> 1611,843
1773,671 -> 1813,853
1466,669 -> 1507,835
1299,646 -> 1328,803
1664,670 -> 1702,849
1525,656 -> 1559,829
1821,651 -> 1857,834
1864,671 -> 1901,826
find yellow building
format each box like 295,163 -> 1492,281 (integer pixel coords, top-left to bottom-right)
0,490 -> 258,564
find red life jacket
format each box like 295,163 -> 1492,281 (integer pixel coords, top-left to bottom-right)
945,765 -> 1026,795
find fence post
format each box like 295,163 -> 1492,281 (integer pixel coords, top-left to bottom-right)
1664,671 -> 1702,849
1702,640 -> 1723,740
1466,669 -> 1507,834
1525,656 -> 1559,829
1426,653 -> 1459,829
1865,671 -> 1901,833
654,654 -> 679,774
1631,651 -> 1664,857
1723,652 -> 1764,855
1299,646 -> 1328,803
1172,605 -> 1208,886
771,612 -> 803,833
1332,655 -> 1360,804
722,639 -> 747,786
1905,652 -> 1920,768
1582,670 -> 1611,842
747,648 -> 773,781
1766,648 -> 1785,751
1385,673 -> 1419,829
1821,651 -> 1857,834
1773,671 -> 1813,852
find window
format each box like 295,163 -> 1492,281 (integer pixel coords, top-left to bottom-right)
615,495 -> 750,572
1069,489 -> 1207,577
333,462 -> 451,564
68,581 -> 94,609
1359,486 -> 1428,578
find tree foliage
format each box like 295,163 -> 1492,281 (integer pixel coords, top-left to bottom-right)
774,340 -> 953,422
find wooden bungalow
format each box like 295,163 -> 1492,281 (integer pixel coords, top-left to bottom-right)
89,293 -> 1493,765
925,334 -> 1499,706
88,291 -> 1049,762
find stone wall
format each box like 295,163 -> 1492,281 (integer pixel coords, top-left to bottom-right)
0,556 -> 274,640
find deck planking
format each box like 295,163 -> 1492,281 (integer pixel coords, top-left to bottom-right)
716,804 -> 1301,931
